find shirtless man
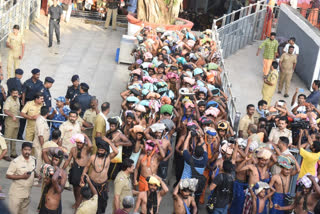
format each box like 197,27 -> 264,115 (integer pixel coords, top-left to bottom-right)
173,179 -> 197,214
63,133 -> 92,209
39,155 -> 67,214
269,155 -> 300,214
145,123 -> 173,180
80,136 -> 118,214
275,175 -> 320,214
134,139 -> 165,192
237,149 -> 273,213
106,117 -> 132,180
134,175 -> 169,214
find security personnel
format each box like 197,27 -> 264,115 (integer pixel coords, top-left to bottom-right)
74,82 -> 92,117
6,142 -> 36,214
20,92 -> 44,141
3,88 -> 20,160
48,0 -> 63,47
6,25 -> 25,79
7,68 -> 23,96
65,74 -> 80,106
22,68 -> 43,106
41,77 -> 55,108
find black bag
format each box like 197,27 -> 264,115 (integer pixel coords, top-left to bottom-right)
190,158 -> 206,195
61,3 -> 68,11
206,192 -> 216,213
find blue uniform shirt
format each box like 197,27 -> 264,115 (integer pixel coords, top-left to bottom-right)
65,85 -> 80,105
306,90 -> 320,107
42,87 -> 52,108
23,78 -> 43,101
74,92 -> 92,117
7,77 -> 23,96
50,105 -> 71,129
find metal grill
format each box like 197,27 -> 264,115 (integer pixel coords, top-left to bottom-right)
0,0 -> 37,45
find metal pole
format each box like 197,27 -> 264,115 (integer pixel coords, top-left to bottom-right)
226,0 -> 233,24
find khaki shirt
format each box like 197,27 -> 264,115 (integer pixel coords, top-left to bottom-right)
92,114 -> 106,139
280,53 -> 297,73
7,155 -> 36,198
239,114 -> 255,139
0,136 -> 7,154
83,109 -> 97,124
76,194 -> 98,214
77,116 -> 84,128
33,116 -> 50,148
268,127 -> 292,145
253,110 -> 263,125
59,120 -> 81,152
21,100 -> 42,128
7,32 -> 25,58
43,140 -> 59,149
114,170 -> 133,209
4,96 -> 20,128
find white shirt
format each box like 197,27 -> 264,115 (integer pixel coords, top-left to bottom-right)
283,43 -> 299,55
290,0 -> 298,9
291,102 -> 306,114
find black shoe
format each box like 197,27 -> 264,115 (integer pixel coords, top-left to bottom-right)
57,41 -> 60,45
277,91 -> 281,94
48,44 -> 52,48
3,156 -> 11,162
284,94 -> 289,98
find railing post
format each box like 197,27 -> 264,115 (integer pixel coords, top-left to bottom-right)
25,0 -> 31,30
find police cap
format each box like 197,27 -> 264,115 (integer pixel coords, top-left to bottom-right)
80,82 -> 89,90
15,69 -> 24,75
45,77 -> 55,83
71,75 -> 79,82
31,68 -> 40,74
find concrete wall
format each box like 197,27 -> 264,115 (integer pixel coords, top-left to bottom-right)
277,4 -> 320,89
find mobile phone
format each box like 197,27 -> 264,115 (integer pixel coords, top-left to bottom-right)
26,171 -> 32,175
299,88 -> 304,93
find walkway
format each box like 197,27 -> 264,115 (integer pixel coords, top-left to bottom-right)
225,41 -> 308,116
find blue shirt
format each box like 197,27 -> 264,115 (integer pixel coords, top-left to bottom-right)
42,87 -> 52,108
7,77 -> 23,96
22,78 -> 43,101
74,92 -> 92,117
306,90 -> 320,107
181,150 -> 208,179
50,106 -> 71,129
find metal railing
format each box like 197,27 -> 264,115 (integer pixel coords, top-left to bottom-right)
0,0 -> 37,44
212,0 -> 269,58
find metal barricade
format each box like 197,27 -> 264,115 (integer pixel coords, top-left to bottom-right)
0,0 -> 37,45
213,0 -> 268,59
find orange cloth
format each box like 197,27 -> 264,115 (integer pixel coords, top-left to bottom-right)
141,148 -> 157,167
199,168 -> 210,204
308,8 -> 319,26
263,59 -> 273,76
138,175 -> 149,192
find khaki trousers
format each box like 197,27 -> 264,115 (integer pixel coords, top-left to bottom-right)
33,144 -> 42,175
4,125 -> 19,156
25,124 -> 35,142
278,71 -> 293,94
105,8 -> 117,29
9,196 -> 30,214
262,59 -> 273,76
7,55 -> 20,79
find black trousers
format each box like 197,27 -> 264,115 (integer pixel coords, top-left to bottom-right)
49,19 -> 60,45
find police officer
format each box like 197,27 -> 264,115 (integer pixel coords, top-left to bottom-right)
22,68 -> 43,106
41,77 -> 55,108
48,0 -> 63,48
7,68 -> 23,97
6,25 -> 25,79
65,74 -> 80,106
74,82 -> 91,117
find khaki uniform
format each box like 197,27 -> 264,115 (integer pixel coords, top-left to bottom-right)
262,69 -> 279,105
268,127 -> 292,145
4,96 -> 20,156
59,120 -> 81,153
7,155 -> 36,214
76,116 -> 84,128
33,116 -> 50,175
0,136 -> 8,156
278,53 -> 297,94
76,195 -> 98,214
83,108 -> 97,140
21,101 -> 42,141
113,170 -> 133,209
92,114 -> 107,154
6,32 -> 25,79
238,114 -> 255,139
